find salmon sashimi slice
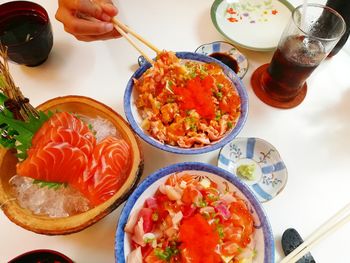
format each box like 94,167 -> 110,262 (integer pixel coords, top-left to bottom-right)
16,111 -> 132,207
17,142 -> 89,184
30,126 -> 95,157
31,112 -> 95,149
79,136 -> 131,206
165,173 -> 197,187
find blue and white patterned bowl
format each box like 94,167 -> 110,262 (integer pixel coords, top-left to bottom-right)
124,52 -> 248,155
218,137 -> 288,202
195,41 -> 249,79
115,162 -> 275,263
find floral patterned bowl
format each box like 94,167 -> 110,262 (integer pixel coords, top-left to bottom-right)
115,162 -> 275,263
218,137 -> 288,202
195,41 -> 248,79
124,52 -> 248,155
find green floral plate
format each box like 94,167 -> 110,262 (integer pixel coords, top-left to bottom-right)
211,0 -> 294,51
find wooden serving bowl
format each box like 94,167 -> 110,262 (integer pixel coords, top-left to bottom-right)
0,96 -> 144,235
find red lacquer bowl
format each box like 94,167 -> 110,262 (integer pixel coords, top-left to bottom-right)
9,249 -> 73,263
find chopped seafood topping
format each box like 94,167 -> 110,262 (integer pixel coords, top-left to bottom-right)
134,51 -> 241,148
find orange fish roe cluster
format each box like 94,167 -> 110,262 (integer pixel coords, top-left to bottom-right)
179,214 -> 221,263
174,76 -> 216,120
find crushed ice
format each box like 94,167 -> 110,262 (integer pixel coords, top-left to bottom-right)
10,175 -> 91,218
9,115 -> 118,218
79,115 -> 120,143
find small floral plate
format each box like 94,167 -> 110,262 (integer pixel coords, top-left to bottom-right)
195,41 -> 249,79
217,137 -> 287,202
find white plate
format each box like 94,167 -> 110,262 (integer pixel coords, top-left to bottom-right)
211,0 -> 294,51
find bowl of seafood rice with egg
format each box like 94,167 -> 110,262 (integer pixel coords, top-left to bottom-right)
124,51 -> 248,154
115,162 -> 274,263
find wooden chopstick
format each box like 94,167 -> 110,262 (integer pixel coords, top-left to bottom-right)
112,17 -> 161,54
280,203 -> 350,263
113,24 -> 154,64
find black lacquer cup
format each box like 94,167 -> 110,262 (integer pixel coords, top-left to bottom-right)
0,1 -> 53,66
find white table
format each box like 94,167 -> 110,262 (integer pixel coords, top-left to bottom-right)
1,0 -> 349,262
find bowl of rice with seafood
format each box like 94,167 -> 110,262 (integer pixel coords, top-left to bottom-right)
115,162 -> 274,263
124,51 -> 248,154
0,95 -> 143,235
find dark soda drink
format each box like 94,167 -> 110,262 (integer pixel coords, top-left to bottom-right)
326,0 -> 350,57
261,35 -> 326,101
0,1 -> 53,66
251,4 -> 345,108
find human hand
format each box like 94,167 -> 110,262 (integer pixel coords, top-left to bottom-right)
56,0 -> 121,41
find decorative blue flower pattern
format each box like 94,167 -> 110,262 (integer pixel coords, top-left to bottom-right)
230,143 -> 242,159
258,149 -> 275,164
262,174 -> 282,188
218,137 -> 287,202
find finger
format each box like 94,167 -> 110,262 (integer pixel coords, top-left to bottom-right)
100,2 -> 118,17
100,11 -> 114,22
62,12 -> 114,35
97,0 -> 118,22
70,0 -> 105,20
75,30 -> 121,41
75,0 -> 118,20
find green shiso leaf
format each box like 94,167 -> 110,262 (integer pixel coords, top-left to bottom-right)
33,179 -> 67,190
0,94 -> 52,159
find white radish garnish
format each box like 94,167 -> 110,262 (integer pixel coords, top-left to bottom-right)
221,193 -> 237,204
199,178 -> 211,188
193,190 -> 203,205
221,255 -> 235,263
127,247 -> 142,263
143,233 -> 157,248
125,209 -> 140,233
143,232 -> 155,241
179,180 -> 187,189
159,183 -> 167,194
172,211 -> 183,226
200,206 -> 215,215
131,217 -> 145,246
164,185 -> 182,201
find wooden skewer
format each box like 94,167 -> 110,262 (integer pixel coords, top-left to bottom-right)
280,203 -> 350,263
112,17 -> 161,54
113,24 -> 153,64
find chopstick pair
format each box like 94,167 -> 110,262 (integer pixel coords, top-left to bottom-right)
112,17 -> 161,64
280,202 -> 350,263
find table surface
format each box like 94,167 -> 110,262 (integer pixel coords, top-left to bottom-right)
1,0 -> 349,262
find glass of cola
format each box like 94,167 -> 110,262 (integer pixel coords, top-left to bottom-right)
251,3 -> 346,109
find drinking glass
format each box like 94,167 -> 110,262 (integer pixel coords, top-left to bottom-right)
251,4 -> 346,109
0,1 -> 53,67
